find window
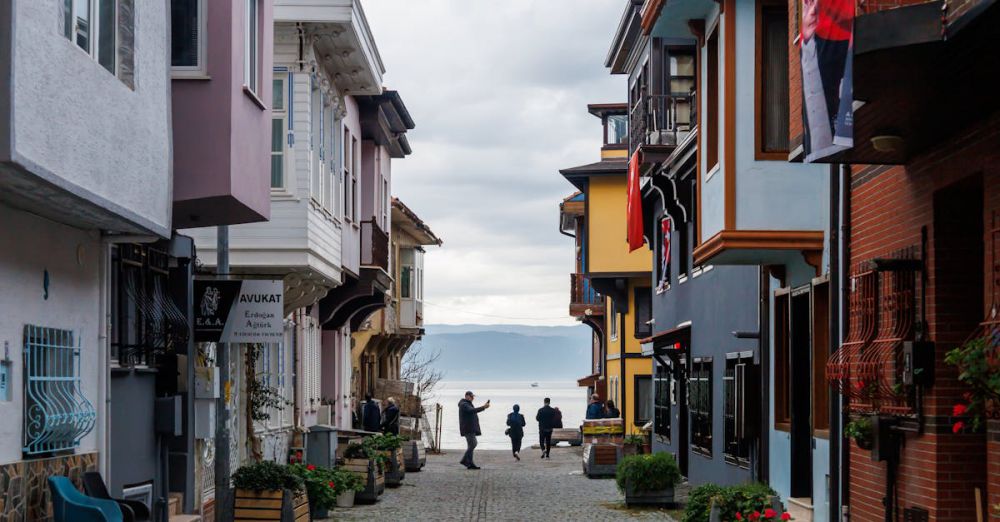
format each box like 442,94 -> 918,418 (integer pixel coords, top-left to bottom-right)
351,137 -> 360,222
270,74 -> 286,188
677,218 -> 690,278
634,287 -> 652,339
657,216 -> 672,291
724,352 -> 756,468
244,0 -> 259,93
654,362 -> 671,441
635,375 -> 653,426
609,299 -> 619,341
23,325 -> 97,456
774,290 -> 791,430
325,104 -> 337,214
400,249 -> 415,299
342,128 -> 353,222
62,0 -> 134,88
668,51 -> 696,131
171,0 -> 205,75
382,178 -> 390,229
757,1 -> 790,155
606,115 -> 628,145
705,27 -> 719,171
690,358 -> 712,456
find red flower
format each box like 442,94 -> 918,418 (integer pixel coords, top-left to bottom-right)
736,513 -> 743,520
764,508 -> 777,519
306,464 -> 316,471
953,421 -> 965,434
328,481 -> 336,489
782,513 -> 792,521
953,403 -> 967,416
750,512 -> 761,521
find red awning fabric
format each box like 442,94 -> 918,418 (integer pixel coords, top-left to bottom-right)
627,150 -> 644,252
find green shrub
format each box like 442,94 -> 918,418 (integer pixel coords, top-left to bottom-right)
231,460 -> 303,493
682,482 -> 785,521
367,433 -> 405,451
288,464 -> 338,509
615,452 -> 681,494
682,483 -> 726,522
623,434 -> 645,446
332,468 -> 366,494
344,441 -> 389,472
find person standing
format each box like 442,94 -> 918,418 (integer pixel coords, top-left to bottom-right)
362,394 -> 381,433
536,398 -> 557,459
458,391 -> 490,469
553,407 -> 563,429
586,394 -> 605,419
506,404 -> 526,461
604,400 -> 621,419
381,397 -> 400,435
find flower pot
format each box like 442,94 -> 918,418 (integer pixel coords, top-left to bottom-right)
642,443 -> 651,455
233,488 -> 309,522
336,490 -> 356,508
855,437 -> 873,450
403,440 -> 426,472
342,458 -> 384,504
623,483 -> 675,507
382,448 -> 406,487
622,444 -> 640,457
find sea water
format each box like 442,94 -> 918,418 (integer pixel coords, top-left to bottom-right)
430,380 -> 587,450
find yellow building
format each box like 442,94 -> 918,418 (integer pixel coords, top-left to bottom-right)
560,104 -> 653,434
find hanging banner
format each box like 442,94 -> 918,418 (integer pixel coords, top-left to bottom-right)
800,0 -> 854,162
194,280 -> 284,343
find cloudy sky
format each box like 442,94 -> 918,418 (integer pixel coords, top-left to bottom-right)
363,0 -> 626,326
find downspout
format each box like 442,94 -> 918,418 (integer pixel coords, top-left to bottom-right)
829,163 -> 841,522
98,239 -> 112,481
840,163 -> 852,521
620,294 -> 627,431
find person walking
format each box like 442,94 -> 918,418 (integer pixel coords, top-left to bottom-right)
536,398 -> 557,459
506,404 -> 526,461
586,394 -> 605,419
553,407 -> 563,429
381,397 -> 400,435
362,394 -> 381,433
458,391 -> 490,469
604,400 -> 621,419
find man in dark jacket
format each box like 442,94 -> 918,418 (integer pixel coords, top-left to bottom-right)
586,394 -> 605,419
458,391 -> 490,469
536,398 -> 557,458
362,394 -> 381,433
381,397 -> 400,435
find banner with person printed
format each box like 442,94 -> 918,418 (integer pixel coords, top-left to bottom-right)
800,0 -> 854,162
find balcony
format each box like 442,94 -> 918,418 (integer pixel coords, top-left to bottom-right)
570,273 -> 604,317
361,219 -> 390,272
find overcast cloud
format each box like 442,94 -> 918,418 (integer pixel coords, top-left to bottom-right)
363,0 -> 625,325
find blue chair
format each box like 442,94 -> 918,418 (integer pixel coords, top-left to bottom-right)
48,476 -> 123,522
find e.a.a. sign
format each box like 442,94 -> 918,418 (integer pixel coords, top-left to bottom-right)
194,280 -> 283,343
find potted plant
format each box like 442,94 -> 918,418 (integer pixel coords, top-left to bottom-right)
333,468 -> 365,508
342,443 -> 385,503
946,335 -> 1000,433
288,464 -> 338,519
231,461 -> 308,521
622,434 -> 645,456
844,416 -> 873,450
683,483 -> 791,521
367,434 -> 406,487
615,452 -> 682,506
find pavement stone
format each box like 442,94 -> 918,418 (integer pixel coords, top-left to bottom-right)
323,445 -> 682,521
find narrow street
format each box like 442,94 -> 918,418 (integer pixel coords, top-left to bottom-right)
325,448 -> 680,521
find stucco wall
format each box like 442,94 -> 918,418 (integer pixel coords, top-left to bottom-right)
0,203 -> 102,465
587,176 -> 652,274
12,0 -> 171,236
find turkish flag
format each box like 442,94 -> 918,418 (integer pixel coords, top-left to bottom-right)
627,151 -> 645,252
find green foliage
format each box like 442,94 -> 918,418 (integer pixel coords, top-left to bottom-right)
623,434 -> 645,446
232,461 -> 303,493
288,464 -> 338,509
682,484 -> 726,522
332,468 -> 366,494
946,335 -> 1000,432
367,433 -> 405,451
844,416 -> 872,443
682,483 -> 785,522
245,345 -> 290,422
615,452 -> 681,494
344,441 -> 389,472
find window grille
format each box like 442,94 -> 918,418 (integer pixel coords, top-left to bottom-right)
23,325 -> 97,456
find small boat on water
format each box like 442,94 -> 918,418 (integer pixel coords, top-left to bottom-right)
530,382 -> 539,388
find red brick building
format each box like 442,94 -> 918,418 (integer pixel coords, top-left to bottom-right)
792,1 -> 1000,520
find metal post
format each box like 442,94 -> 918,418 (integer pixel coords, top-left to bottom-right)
214,225 -> 231,522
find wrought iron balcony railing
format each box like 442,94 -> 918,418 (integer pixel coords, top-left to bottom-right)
361,218 -> 390,272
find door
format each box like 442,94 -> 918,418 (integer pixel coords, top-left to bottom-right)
789,288 -> 813,499
677,357 -> 689,477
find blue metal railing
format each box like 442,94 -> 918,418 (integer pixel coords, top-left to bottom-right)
22,325 -> 97,456
571,273 -> 602,307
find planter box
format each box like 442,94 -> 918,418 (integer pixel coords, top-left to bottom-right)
341,458 -> 385,504
233,488 -> 309,522
623,484 -> 674,507
402,440 -> 426,472
582,443 -> 621,478
382,448 -> 406,487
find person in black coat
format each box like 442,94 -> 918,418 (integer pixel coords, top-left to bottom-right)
381,397 -> 400,435
536,398 -> 557,459
506,404 -> 526,461
604,400 -> 621,419
458,391 -> 490,469
362,394 -> 381,433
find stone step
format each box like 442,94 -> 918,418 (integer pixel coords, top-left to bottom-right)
168,515 -> 201,522
786,497 -> 814,522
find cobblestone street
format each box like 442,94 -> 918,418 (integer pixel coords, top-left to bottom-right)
325,446 -> 681,521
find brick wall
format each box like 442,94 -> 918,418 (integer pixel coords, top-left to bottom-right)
847,110 -> 1000,521
787,0 -> 803,154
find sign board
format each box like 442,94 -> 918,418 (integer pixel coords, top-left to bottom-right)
193,280 -> 283,343
800,0 -> 854,162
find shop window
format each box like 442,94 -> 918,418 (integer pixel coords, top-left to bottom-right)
724,352 -> 756,468
690,358 -> 712,456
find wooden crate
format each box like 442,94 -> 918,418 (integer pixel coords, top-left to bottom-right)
582,443 -> 621,478
342,458 -> 385,504
234,489 -> 309,522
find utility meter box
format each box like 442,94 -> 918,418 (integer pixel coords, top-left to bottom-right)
194,367 -> 220,399
901,341 -> 935,387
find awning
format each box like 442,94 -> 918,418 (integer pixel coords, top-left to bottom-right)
639,322 -> 691,358
577,373 -> 603,388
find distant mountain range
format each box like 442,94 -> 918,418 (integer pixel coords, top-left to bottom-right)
413,324 -> 592,381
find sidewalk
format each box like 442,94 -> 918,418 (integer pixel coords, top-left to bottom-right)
323,446 -> 681,521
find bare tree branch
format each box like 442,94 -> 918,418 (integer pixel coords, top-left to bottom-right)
400,340 -> 443,403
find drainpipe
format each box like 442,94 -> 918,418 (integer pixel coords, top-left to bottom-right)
98,239 -> 112,482
839,163 -> 852,521
620,296 -> 627,431
829,163 -> 841,522
214,226 -> 231,522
